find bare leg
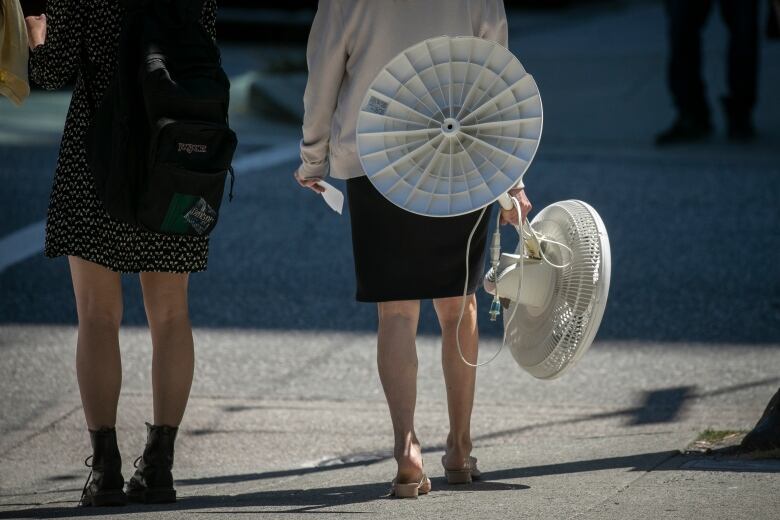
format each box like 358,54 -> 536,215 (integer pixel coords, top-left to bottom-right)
434,294 -> 478,469
69,256 -> 123,430
139,272 -> 193,427
377,300 -> 424,483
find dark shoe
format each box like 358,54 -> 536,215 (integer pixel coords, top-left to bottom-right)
79,428 -> 127,507
727,123 -> 756,142
126,423 -> 179,504
721,96 -> 756,142
655,115 -> 712,146
740,388 -> 780,456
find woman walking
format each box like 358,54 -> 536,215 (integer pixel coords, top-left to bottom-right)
295,0 -> 532,497
25,0 -> 218,507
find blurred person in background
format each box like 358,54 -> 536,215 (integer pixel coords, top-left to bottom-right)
656,0 -> 760,145
295,0 -> 531,498
768,0 -> 780,38
25,0 -> 218,508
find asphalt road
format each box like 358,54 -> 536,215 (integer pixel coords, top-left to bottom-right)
2,4 -> 779,343
0,2 -> 779,519
2,104 -> 779,342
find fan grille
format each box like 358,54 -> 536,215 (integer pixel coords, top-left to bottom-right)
357,36 -> 543,217
504,200 -> 610,379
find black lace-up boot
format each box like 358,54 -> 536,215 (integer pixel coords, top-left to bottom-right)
126,423 -> 179,503
79,427 -> 127,507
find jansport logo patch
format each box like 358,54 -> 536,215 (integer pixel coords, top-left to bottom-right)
178,143 -> 208,154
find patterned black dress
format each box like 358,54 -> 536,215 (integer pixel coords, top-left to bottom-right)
29,0 -> 217,273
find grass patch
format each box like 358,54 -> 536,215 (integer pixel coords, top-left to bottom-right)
696,429 -> 747,444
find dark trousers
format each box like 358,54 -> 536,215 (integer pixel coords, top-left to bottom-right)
664,0 -> 759,120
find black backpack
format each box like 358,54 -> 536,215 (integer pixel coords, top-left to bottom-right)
85,0 -> 237,236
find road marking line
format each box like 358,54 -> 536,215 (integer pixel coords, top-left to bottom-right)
0,142 -> 300,274
0,222 -> 46,273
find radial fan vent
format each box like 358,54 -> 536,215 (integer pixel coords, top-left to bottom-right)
357,36 -> 543,217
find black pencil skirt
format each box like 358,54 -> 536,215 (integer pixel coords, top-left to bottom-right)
346,175 -> 491,303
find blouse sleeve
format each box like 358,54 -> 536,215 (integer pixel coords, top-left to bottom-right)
482,0 -> 520,188
296,0 -> 349,180
200,0 -> 217,41
481,0 -> 509,47
28,0 -> 81,90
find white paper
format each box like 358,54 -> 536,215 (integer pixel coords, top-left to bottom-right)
317,181 -> 344,215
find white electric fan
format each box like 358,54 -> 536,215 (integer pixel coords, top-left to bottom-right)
356,36 -> 611,379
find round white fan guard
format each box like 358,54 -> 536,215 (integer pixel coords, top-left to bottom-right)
495,200 -> 612,379
357,36 -> 543,217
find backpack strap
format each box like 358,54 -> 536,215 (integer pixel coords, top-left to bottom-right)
152,0 -> 206,25
176,0 -> 207,23
120,0 -> 204,24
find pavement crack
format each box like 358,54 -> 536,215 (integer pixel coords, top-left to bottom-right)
566,450 -> 682,520
0,405 -> 82,460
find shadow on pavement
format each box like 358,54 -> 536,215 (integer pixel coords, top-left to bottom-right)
629,386 -> 695,425
7,448 -> 777,518
168,378 -> 778,491
483,451 -> 678,480
0,479 -> 528,518
5,426 -> 778,520
477,378 -> 780,442
482,450 -> 780,481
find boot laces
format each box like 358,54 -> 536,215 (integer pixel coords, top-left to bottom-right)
77,455 -> 94,507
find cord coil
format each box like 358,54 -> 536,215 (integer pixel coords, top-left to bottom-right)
455,195 -> 573,368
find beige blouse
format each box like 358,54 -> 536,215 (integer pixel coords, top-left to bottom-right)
297,0 -> 509,181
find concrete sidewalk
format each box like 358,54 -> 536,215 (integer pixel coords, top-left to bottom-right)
0,327 -> 778,519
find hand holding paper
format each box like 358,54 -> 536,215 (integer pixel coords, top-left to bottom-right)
316,181 -> 344,215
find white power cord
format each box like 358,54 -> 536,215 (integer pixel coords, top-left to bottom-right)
455,195 -> 573,368
454,203 -> 507,368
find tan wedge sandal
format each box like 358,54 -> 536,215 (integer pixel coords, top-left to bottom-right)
442,455 -> 481,484
390,474 -> 431,498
